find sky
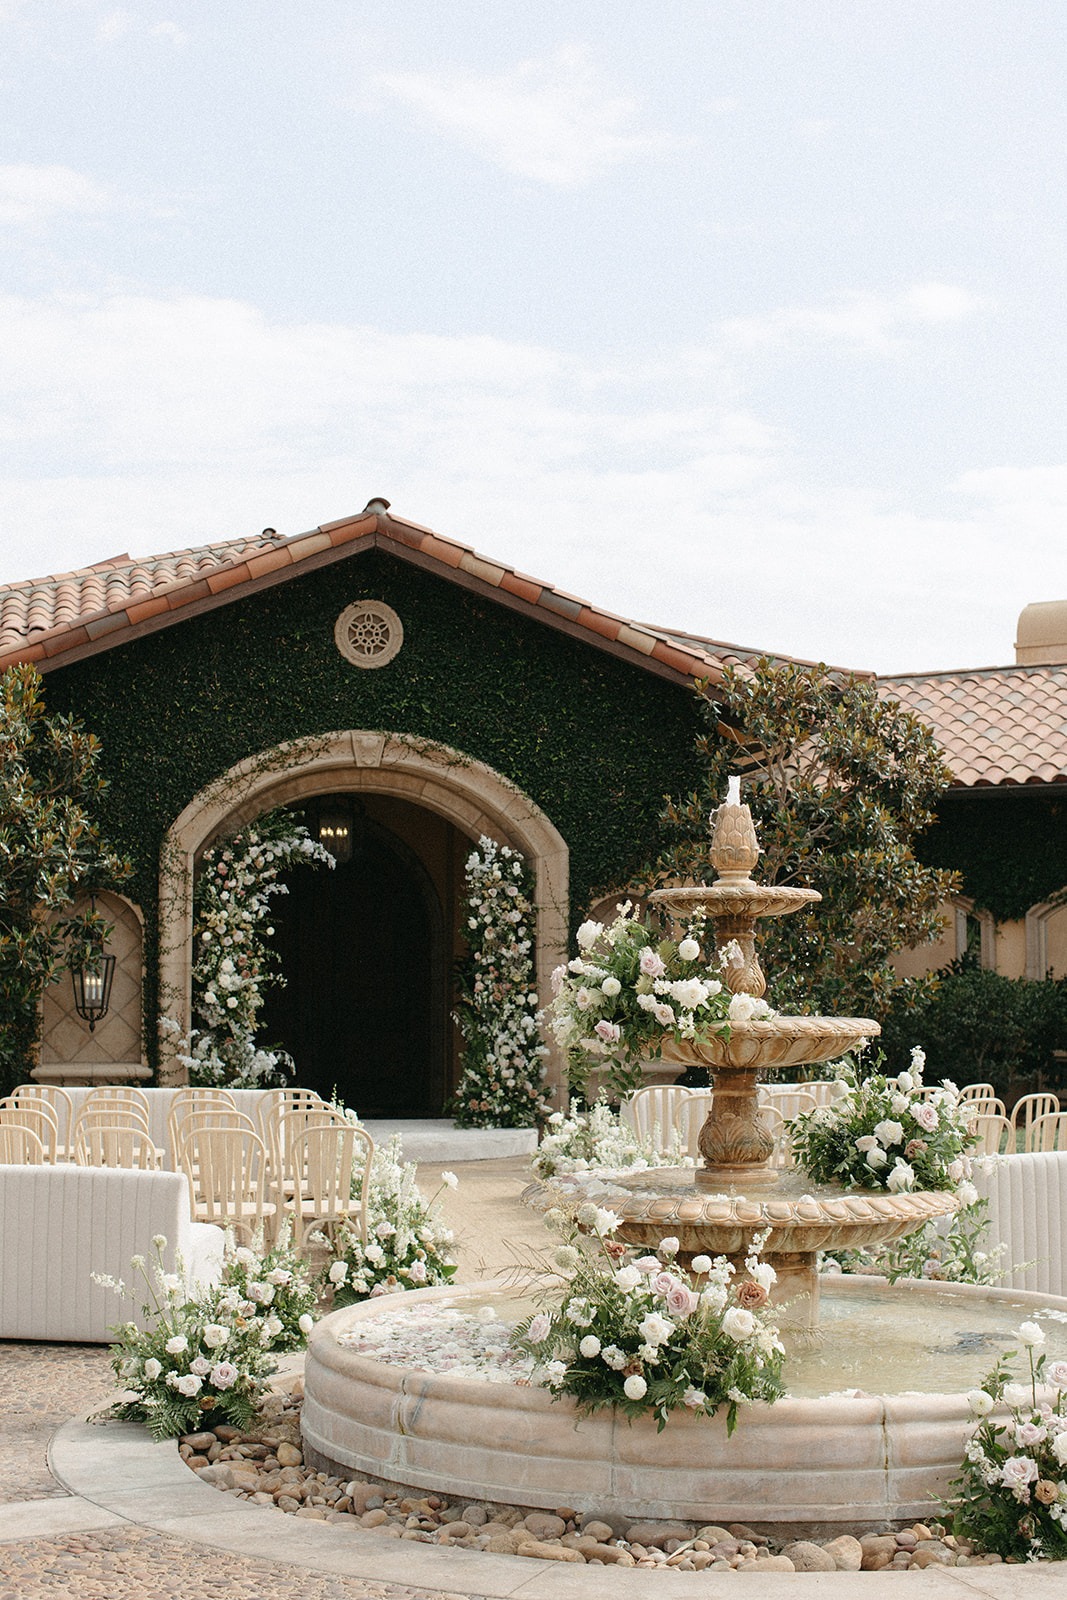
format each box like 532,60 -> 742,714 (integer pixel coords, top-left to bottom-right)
2,1 -> 1066,674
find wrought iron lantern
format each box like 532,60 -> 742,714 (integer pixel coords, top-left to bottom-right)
70,895 -> 116,1032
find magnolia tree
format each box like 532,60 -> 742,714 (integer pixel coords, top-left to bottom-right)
0,664 -> 129,1095
653,660 -> 958,1021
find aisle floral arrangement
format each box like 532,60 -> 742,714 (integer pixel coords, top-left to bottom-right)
100,1229 -> 318,1438
789,1047 -> 979,1195
511,1210 -> 785,1433
160,807 -> 334,1087
452,836 -> 551,1128
531,1099 -> 691,1179
947,1324 -> 1067,1560
320,1132 -> 458,1303
550,905 -> 767,1100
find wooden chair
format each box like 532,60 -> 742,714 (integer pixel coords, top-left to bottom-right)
620,1085 -> 697,1149
964,1094 -> 1007,1122
82,1086 -> 151,1117
258,1089 -> 328,1178
959,1082 -> 997,1104
73,1121 -> 161,1170
279,1121 -> 375,1249
677,1091 -> 712,1159
759,1087 -> 818,1122
166,1090 -> 238,1166
1010,1093 -> 1060,1140
179,1124 -> 276,1243
972,1112 -> 1013,1157
11,1084 -> 73,1153
0,1123 -> 46,1163
170,1108 -> 258,1181
1025,1112 -> 1067,1154
0,1098 -> 59,1162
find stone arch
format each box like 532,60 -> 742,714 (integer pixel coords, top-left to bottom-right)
1026,894 -> 1067,980
157,732 -> 569,1094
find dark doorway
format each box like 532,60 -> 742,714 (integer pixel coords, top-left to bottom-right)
260,804 -> 447,1115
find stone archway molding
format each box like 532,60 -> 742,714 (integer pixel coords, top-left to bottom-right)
157,731 -> 569,1094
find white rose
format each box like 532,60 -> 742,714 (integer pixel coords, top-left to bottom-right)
202,1324 -> 229,1350
143,1358 -> 162,1381
886,1160 -> 915,1193
165,1335 -> 188,1355
328,1261 -> 349,1284
614,1266 -> 641,1291
1053,1432 -> 1067,1466
576,920 -> 603,950
728,992 -> 759,1022
957,1181 -> 979,1208
874,1119 -> 904,1147
298,1314 -> 315,1336
865,1147 -> 888,1170
175,1372 -> 202,1397
623,1374 -> 647,1401
678,937 -> 700,962
441,1170 -> 459,1189
722,1307 -> 756,1340
1018,1321 -> 1046,1348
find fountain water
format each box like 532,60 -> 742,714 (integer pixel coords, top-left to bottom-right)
301,785 -> 1067,1530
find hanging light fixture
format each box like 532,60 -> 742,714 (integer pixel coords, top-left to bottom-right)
317,798 -> 353,865
70,894 -> 116,1032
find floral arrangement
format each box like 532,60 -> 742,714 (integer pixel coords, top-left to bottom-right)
161,808 -> 334,1087
532,1100 -> 691,1180
452,836 -> 551,1128
948,1323 -> 1067,1560
550,905 -> 763,1101
511,1210 -> 785,1433
99,1231 -> 318,1438
822,1197 -> 1003,1286
321,1133 -> 459,1303
789,1047 -> 978,1195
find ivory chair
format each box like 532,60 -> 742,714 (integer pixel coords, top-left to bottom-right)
11,1085 -> 74,1154
958,1083 -> 997,1104
166,1090 -> 238,1166
82,1086 -> 152,1117
179,1124 -> 276,1243
259,1089 -> 328,1179
279,1121 -> 375,1250
963,1095 -> 1007,1122
621,1085 -> 697,1150
759,1087 -> 818,1122
972,1112 -> 1013,1157
170,1109 -> 258,1182
1025,1113 -> 1067,1154
0,1098 -> 59,1162
1010,1093 -> 1060,1142
0,1123 -> 46,1164
73,1121 -> 161,1170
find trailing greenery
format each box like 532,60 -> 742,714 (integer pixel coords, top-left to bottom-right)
879,957 -> 1067,1096
0,664 -> 130,1095
653,660 -> 959,1020
44,550 -> 705,1075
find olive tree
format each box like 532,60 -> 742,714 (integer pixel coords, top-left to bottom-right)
652,659 -> 959,1021
0,663 -> 130,1093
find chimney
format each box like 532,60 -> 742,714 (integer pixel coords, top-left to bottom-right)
1016,600 -> 1067,665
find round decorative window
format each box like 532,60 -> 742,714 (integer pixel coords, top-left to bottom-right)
334,600 -> 404,669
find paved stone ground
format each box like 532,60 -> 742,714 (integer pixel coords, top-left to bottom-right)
0,1157 -> 539,1598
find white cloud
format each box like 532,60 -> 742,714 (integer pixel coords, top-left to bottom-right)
0,288 -> 1061,676
376,46 -> 677,187
0,165 -> 118,227
721,282 -> 987,354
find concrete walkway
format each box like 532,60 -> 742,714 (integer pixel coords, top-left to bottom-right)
0,1158 -> 1060,1598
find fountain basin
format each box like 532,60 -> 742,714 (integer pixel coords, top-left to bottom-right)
302,1276 -> 1067,1532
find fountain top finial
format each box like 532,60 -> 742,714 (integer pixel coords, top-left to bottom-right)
710,775 -> 760,882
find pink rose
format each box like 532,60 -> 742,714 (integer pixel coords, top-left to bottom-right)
639,948 -> 666,978
594,1020 -> 621,1044
665,1282 -> 699,1319
209,1362 -> 238,1391
633,1255 -> 662,1276
650,1271 -> 678,1298
913,1102 -> 939,1132
527,1312 -> 551,1343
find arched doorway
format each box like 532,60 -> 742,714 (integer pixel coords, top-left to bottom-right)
260,801 -> 449,1115
158,732 -> 570,1100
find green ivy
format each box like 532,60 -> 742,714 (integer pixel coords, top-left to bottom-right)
917,791 -> 1067,922
44,550 -> 705,1071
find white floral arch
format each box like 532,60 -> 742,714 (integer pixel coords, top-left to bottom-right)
157,731 -> 569,1093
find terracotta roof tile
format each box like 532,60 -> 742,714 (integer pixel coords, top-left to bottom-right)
882,665 -> 1067,787
0,503 -> 822,692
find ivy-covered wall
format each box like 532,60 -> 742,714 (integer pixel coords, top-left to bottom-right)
917,790 -> 1067,921
44,548 -> 706,1070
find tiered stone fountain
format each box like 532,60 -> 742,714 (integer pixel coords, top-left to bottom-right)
302,782 -> 1067,1529
567,777 -> 960,1328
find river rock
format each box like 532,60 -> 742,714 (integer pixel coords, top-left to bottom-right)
523,1512 -> 566,1539
823,1534 -> 864,1570
626,1521 -> 695,1548
276,1442 -> 303,1467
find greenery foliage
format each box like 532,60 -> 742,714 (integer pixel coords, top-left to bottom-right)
44,550 -> 705,1073
654,660 -> 958,1020
879,958 -> 1067,1095
451,837 -> 550,1127
162,808 -> 333,1087
0,663 -> 130,1095
920,792 -> 1067,923
824,1197 -> 1002,1286
948,1333 -> 1067,1560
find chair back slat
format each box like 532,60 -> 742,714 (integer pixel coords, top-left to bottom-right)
1025,1112 -> 1067,1154
973,1112 -> 1013,1157
284,1122 -> 374,1249
73,1122 -> 161,1170
1011,1093 -> 1060,1136
0,1123 -> 46,1164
